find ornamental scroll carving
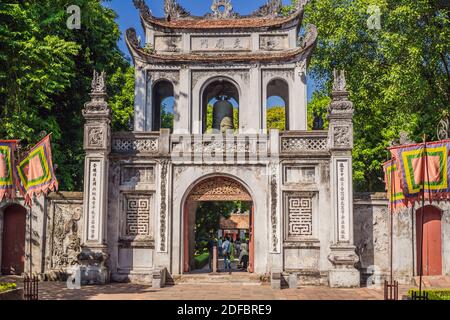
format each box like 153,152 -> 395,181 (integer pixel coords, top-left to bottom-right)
88,127 -> 104,147
192,70 -> 249,89
50,203 -> 83,269
270,161 -> 279,252
188,177 -> 251,201
159,160 -> 169,251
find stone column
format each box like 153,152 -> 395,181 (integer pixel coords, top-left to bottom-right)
291,60 -> 307,131
327,70 -> 360,287
80,70 -> 111,284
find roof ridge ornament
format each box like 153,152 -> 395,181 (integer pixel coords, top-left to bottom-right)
333,69 -> 347,92
328,69 -> 354,116
164,0 -> 190,20
209,0 -> 238,19
91,70 -> 106,94
252,0 -> 282,17
133,0 -> 152,20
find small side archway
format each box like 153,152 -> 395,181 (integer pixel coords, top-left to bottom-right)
266,78 -> 289,131
1,204 -> 27,275
416,205 -> 443,276
152,80 -> 175,132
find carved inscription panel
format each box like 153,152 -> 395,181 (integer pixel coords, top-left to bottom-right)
191,36 -> 251,52
154,35 -> 182,52
260,35 -> 289,51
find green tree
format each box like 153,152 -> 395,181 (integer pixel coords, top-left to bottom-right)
0,0 -> 132,191
283,0 -> 449,191
267,106 -> 286,131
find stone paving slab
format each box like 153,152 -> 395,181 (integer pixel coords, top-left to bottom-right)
0,276 -> 413,300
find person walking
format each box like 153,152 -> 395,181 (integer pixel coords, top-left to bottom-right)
239,240 -> 249,271
222,236 -> 232,273
218,237 -> 223,258
207,235 -> 215,271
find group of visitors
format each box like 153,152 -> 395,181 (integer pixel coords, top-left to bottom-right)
207,235 -> 249,273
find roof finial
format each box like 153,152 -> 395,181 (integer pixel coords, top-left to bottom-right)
333,69 -> 347,92
91,70 -> 106,94
164,0 -> 190,20
210,0 -> 236,19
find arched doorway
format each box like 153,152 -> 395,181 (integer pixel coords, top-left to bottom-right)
183,176 -> 254,273
416,205 -> 442,276
1,204 -> 27,275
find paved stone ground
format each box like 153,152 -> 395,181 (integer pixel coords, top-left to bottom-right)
1,276 -> 413,300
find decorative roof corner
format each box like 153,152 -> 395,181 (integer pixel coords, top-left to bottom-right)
133,0 -> 152,20
252,0 -> 283,18
164,0 -> 190,20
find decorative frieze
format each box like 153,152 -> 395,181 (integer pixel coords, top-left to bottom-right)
159,160 -> 169,252
191,70 -> 250,89
263,69 -> 295,82
188,177 -> 252,201
284,192 -> 314,240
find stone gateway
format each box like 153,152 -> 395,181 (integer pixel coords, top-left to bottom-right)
1,0 -> 450,289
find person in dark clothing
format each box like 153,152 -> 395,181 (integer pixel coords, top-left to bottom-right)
207,236 -> 215,271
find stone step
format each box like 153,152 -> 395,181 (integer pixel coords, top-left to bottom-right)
174,273 -> 262,285
413,276 -> 450,288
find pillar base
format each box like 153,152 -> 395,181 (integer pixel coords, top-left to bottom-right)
78,247 -> 110,285
328,244 -> 360,288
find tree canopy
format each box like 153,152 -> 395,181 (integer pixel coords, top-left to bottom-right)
0,0 -> 134,191
284,0 -> 450,191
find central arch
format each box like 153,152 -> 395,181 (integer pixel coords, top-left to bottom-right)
182,176 -> 254,274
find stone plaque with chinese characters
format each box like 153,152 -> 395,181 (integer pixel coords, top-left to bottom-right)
336,160 -> 350,242
87,160 -> 102,241
191,36 -> 251,52
260,35 -> 289,51
154,35 -> 182,52
284,166 -> 316,185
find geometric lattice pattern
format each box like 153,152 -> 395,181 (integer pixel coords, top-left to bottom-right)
112,138 -> 159,153
287,195 -> 313,237
281,137 -> 328,152
126,197 -> 151,236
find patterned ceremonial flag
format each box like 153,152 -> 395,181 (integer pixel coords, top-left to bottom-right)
383,160 -> 406,212
389,140 -> 450,204
17,135 -> 58,206
0,140 -> 19,201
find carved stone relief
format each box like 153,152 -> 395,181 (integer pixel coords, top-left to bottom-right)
333,126 -> 351,148
188,177 -> 251,201
87,127 -> 104,148
50,203 -> 83,269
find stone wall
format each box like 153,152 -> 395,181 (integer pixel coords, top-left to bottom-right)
354,193 -> 450,285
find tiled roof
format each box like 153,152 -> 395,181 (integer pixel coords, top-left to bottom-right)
125,25 -> 317,64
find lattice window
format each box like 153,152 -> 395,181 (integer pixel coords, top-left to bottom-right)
285,192 -> 314,240
281,137 -> 328,152
112,138 -> 159,153
123,195 -> 152,238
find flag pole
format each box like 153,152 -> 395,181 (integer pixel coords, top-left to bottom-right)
418,134 -> 427,296
390,162 -> 394,285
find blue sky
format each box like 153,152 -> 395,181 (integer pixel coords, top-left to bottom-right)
102,0 -> 315,105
